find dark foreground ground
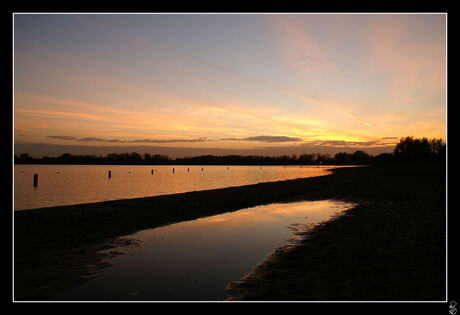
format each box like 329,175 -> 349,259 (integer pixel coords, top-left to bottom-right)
13,163 -> 447,301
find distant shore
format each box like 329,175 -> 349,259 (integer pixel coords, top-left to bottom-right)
13,163 -> 446,301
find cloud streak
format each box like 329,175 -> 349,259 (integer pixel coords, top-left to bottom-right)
47,136 -> 209,143
223,136 -> 303,142
271,15 -> 339,75
47,135 -> 305,144
337,108 -> 372,127
301,138 -> 397,147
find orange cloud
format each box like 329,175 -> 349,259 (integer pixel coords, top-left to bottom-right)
364,15 -> 446,100
15,108 -> 109,121
270,15 -> 339,76
14,126 -> 36,135
336,108 -> 371,128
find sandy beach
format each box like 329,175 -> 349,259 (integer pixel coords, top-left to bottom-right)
13,164 -> 446,301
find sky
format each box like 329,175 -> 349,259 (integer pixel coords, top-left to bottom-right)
13,13 -> 447,158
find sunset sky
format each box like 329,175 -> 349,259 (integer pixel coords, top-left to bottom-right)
13,13 -> 447,158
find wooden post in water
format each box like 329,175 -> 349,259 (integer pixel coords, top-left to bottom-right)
108,170 -> 111,178
173,168 -> 175,173
187,168 -> 189,172
33,174 -> 38,187
151,169 -> 153,174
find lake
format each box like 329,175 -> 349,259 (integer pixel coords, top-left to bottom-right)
14,164 -> 341,211
53,199 -> 355,301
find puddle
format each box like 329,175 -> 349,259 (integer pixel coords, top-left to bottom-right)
54,199 -> 355,301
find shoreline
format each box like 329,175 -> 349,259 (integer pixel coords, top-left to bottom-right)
13,164 -> 446,301
227,163 -> 446,301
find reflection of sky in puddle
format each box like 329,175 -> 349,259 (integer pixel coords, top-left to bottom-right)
55,200 -> 355,301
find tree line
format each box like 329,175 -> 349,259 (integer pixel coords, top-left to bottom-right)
14,136 -> 445,165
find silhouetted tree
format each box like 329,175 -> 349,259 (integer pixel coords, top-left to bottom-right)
334,152 -> 351,165
394,136 -> 445,161
15,153 -> 35,163
298,154 -> 314,164
429,138 -> 446,160
371,153 -> 395,164
352,150 -> 370,164
333,151 -> 370,165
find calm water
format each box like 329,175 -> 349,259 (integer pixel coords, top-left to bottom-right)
53,199 -> 355,301
14,164 -> 340,211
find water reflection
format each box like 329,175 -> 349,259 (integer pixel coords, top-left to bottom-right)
54,199 -> 355,301
14,165 -> 341,210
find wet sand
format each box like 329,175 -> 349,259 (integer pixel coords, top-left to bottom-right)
13,164 -> 446,301
226,163 -> 446,301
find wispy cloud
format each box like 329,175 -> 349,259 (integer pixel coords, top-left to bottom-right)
270,15 -> 339,75
364,15 -> 446,103
47,135 -> 210,144
222,135 -> 303,143
336,108 -> 372,127
285,91 -> 373,128
301,138 -> 395,148
14,126 -> 37,135
48,136 -> 78,141
15,108 -> 109,121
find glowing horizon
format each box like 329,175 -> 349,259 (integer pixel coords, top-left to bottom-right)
13,13 -> 447,157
